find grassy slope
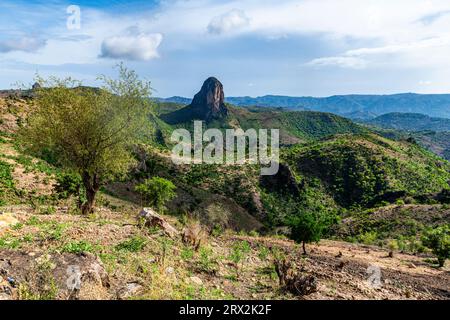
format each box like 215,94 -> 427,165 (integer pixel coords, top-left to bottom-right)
284,134 -> 450,208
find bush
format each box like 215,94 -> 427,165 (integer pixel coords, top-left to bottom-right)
115,236 -> 148,252
135,177 -> 176,212
422,225 -> 450,267
55,172 -> 84,201
358,231 -> 378,245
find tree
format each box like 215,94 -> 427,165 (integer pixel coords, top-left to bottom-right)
21,64 -> 152,214
289,211 -> 334,255
135,177 -> 176,212
422,225 -> 450,267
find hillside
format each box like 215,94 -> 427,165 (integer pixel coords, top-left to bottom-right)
365,113 -> 450,132
160,93 -> 450,120
1,83 -> 450,301
284,134 -> 450,208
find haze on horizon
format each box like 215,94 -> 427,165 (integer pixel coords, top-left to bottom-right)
2,0 -> 450,98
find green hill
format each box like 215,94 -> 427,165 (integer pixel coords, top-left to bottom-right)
284,134 -> 450,208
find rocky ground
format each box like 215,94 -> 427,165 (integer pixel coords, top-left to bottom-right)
0,204 -> 448,300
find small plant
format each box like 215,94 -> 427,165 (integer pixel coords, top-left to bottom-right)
39,205 -> 56,215
228,241 -> 251,278
358,231 -> 378,245
211,225 -> 223,237
196,246 -> 218,274
135,177 -> 176,212
115,236 -> 148,252
258,245 -> 270,261
422,225 -> 450,267
181,246 -> 195,261
61,240 -> 94,254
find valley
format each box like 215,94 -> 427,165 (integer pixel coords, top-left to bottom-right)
0,76 -> 449,301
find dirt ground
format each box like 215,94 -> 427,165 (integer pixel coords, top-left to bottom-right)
1,205 -> 448,300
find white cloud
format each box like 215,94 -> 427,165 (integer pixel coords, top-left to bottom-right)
0,37 -> 46,53
305,36 -> 450,69
207,9 -> 250,34
306,56 -> 367,69
100,32 -> 163,61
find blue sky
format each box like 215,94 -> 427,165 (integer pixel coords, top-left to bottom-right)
2,0 -> 450,97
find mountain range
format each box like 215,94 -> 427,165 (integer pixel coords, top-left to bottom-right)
363,113 -> 450,132
157,93 -> 450,120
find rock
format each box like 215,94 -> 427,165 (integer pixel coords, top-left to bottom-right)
0,212 -> 19,234
189,77 -> 228,122
0,250 -> 110,300
189,276 -> 203,286
165,267 -> 175,275
117,282 -> 143,300
260,163 -> 301,196
161,77 -> 228,124
32,82 -> 41,90
137,208 -> 179,238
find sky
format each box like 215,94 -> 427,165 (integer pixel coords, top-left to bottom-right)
2,0 -> 450,97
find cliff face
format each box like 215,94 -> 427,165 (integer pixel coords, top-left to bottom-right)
161,77 -> 228,124
189,77 -> 228,121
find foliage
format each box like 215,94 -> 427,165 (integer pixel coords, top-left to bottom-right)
422,225 -> 450,267
115,236 -> 148,252
0,160 -> 15,206
60,240 -> 95,254
20,64 -> 153,214
54,171 -> 84,201
135,177 -> 176,212
289,210 -> 336,254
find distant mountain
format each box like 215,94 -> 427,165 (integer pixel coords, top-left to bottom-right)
365,113 -> 450,132
158,93 -> 450,119
158,78 -> 365,144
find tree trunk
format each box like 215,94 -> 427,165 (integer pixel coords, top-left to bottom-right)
81,172 -> 100,215
302,241 -> 307,255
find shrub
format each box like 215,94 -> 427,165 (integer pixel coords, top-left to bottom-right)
422,225 -> 450,267
135,177 -> 176,212
55,171 -> 85,203
61,241 -> 94,254
358,231 -> 378,245
115,236 -> 148,252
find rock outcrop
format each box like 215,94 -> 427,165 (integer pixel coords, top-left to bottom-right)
260,163 -> 301,196
161,77 -> 228,124
0,250 -> 110,300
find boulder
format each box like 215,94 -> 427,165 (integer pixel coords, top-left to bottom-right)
116,282 -> 143,300
0,212 -> 19,235
0,250 -> 110,300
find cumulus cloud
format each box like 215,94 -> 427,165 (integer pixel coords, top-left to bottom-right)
0,37 -> 46,53
207,9 -> 250,35
100,32 -> 163,61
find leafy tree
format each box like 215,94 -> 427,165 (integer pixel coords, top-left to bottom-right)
135,177 -> 176,212
289,211 -> 335,255
21,64 -> 152,214
422,225 -> 450,267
